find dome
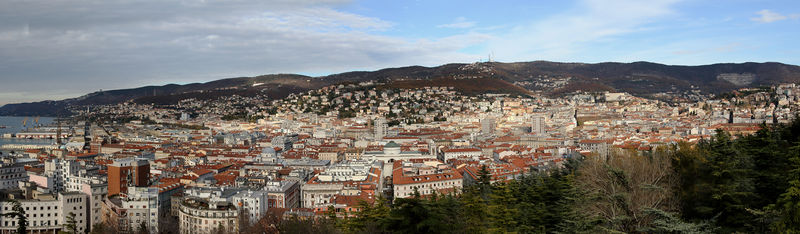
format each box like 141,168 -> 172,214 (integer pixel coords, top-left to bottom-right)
383,141 -> 401,155
384,141 -> 400,148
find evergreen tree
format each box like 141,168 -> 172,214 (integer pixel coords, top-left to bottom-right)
326,205 -> 338,225
0,200 -> 27,234
345,196 -> 391,233
89,223 -> 108,234
488,181 -> 519,233
738,123 -> 793,209
386,189 -> 449,234
60,212 -> 78,234
769,144 -> 800,233
637,208 -> 717,233
434,193 -> 469,233
702,130 -> 756,230
514,172 -> 546,233
461,186 -> 489,233
477,165 -> 493,199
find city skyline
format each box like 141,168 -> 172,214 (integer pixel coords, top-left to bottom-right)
1,0 -> 799,105
1,1 -> 799,232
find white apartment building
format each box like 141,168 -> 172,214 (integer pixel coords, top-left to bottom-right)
0,163 -> 28,190
178,187 -> 239,234
392,159 -> 463,199
0,190 -> 89,233
101,183 -> 182,234
301,183 -> 345,209
231,180 -> 300,224
440,148 -> 482,161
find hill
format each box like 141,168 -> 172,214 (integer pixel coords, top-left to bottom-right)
2,61 -> 799,116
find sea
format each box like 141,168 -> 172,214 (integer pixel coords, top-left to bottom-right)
0,116 -> 56,154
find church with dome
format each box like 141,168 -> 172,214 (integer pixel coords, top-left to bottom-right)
363,141 -> 435,163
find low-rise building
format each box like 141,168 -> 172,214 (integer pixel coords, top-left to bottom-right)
0,188 -> 89,233
177,188 -> 239,234
392,159 -> 463,199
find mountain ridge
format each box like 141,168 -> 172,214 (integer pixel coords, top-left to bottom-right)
3,60 -> 800,116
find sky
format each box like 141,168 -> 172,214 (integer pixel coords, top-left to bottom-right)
1,0 -> 799,105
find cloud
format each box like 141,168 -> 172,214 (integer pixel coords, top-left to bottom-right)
437,17 -> 476,29
488,0 -> 682,62
0,0 -> 486,103
751,9 -> 788,23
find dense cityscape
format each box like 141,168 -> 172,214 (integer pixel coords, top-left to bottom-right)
3,0 -> 800,233
0,77 -> 799,233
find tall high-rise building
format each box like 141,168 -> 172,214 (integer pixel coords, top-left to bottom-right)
374,117 -> 387,140
532,115 -> 545,135
107,158 -> 150,196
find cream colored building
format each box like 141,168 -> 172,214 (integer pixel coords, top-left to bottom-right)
178,199 -> 238,234
0,190 -> 89,234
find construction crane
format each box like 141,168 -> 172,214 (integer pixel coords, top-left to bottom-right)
22,117 -> 28,128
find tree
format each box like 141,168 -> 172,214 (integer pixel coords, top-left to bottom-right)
252,208 -> 282,233
577,148 -> 677,233
696,130 -> 755,230
637,208 -> 717,233
211,223 -> 225,234
769,144 -> 800,233
89,223 -> 107,234
738,124 -> 793,209
137,220 -> 150,234
238,209 -> 251,233
477,165 -> 493,199
158,214 -> 180,234
345,196 -> 391,233
279,215 -> 338,234
386,191 -> 449,234
488,182 -> 519,233
0,200 -> 27,234
461,186 -> 489,233
60,212 -> 78,234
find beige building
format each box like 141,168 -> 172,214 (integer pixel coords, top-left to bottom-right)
0,189 -> 89,234
392,159 -> 463,199
178,198 -> 238,234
